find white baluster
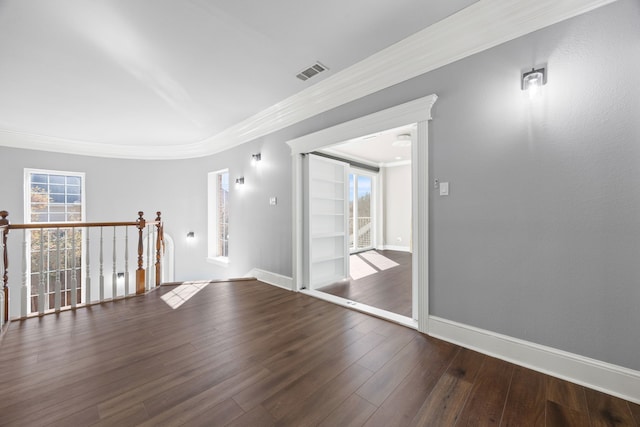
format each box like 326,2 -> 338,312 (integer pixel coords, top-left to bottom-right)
124,227 -> 129,296
148,225 -> 155,289
112,226 -> 117,299
85,228 -> 91,304
71,228 -> 77,308
21,229 -> 27,317
54,228 -> 61,312
146,225 -> 151,291
99,227 -> 104,302
38,229 -> 45,315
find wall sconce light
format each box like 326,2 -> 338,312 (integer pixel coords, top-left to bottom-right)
186,231 -> 195,239
235,177 -> 245,185
251,153 -> 262,165
522,67 -> 546,98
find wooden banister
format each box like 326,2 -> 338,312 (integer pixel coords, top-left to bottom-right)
1,211 -> 9,323
136,211 -> 146,295
0,209 -> 164,322
155,212 -> 163,287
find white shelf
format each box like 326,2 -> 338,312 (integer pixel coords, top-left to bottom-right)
312,177 -> 344,184
312,255 -> 344,264
311,232 -> 345,239
312,196 -> 344,201
305,154 -> 348,289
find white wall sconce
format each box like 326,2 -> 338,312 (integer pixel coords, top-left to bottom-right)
186,231 -> 195,240
235,177 -> 245,185
251,153 -> 262,165
522,67 -> 547,98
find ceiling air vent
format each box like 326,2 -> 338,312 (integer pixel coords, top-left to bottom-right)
296,62 -> 328,81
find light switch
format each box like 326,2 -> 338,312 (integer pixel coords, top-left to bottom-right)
269,196 -> 277,206
439,182 -> 449,196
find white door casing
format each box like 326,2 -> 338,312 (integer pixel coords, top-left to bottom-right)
288,94 -> 437,333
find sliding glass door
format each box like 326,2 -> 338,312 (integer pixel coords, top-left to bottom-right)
349,172 -> 374,253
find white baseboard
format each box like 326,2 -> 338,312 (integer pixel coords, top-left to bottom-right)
301,289 -> 418,330
428,316 -> 640,405
245,268 -> 293,291
381,245 -> 411,252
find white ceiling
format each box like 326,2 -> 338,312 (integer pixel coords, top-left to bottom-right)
0,0 -> 616,159
322,124 -> 416,166
0,0 -> 474,151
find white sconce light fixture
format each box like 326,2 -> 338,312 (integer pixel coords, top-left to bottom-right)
522,67 -> 546,98
186,231 -> 195,240
251,153 -> 262,165
235,177 -> 245,185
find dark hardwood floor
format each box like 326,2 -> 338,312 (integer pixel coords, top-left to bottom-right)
319,249 -> 412,317
0,280 -> 638,426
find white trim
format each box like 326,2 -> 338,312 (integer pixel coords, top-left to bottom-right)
381,245 -> 411,252
206,256 -> 229,268
289,95 -> 436,333
413,121 -> 428,330
381,160 -> 412,168
207,169 -> 229,262
246,268 -> 293,291
287,96 -> 437,155
428,316 -> 640,405
302,289 -> 418,330
0,0 -> 615,159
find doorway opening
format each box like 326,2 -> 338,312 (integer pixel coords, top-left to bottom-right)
288,95 -> 437,333
308,124 -> 414,320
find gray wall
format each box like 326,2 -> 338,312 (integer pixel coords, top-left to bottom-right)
0,0 -> 638,371
0,135 -> 293,284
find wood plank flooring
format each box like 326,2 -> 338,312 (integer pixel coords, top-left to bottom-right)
319,249 -> 412,317
0,280 -> 638,426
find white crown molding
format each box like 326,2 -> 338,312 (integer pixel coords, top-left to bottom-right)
429,316 -> 640,405
0,0 -> 617,159
381,160 -> 412,168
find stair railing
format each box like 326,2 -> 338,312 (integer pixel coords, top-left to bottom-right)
0,210 -> 163,326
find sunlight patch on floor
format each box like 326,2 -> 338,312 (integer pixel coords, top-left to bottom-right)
161,282 -> 209,309
349,255 -> 377,280
360,250 -> 399,270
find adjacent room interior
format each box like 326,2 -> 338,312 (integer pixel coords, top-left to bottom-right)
307,124 -> 415,320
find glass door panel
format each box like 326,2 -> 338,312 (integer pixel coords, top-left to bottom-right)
349,173 -> 374,252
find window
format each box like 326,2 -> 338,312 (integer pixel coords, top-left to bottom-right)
349,171 -> 375,252
208,169 -> 229,264
25,169 -> 85,312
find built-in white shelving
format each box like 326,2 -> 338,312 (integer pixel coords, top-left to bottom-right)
303,154 -> 349,289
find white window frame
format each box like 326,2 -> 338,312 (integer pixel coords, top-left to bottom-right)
207,169 -> 230,267
348,167 -> 377,253
25,168 -> 86,224
24,168 -> 86,312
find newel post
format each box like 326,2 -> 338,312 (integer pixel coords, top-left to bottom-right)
154,212 -> 163,287
1,211 -> 9,323
136,211 -> 146,295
